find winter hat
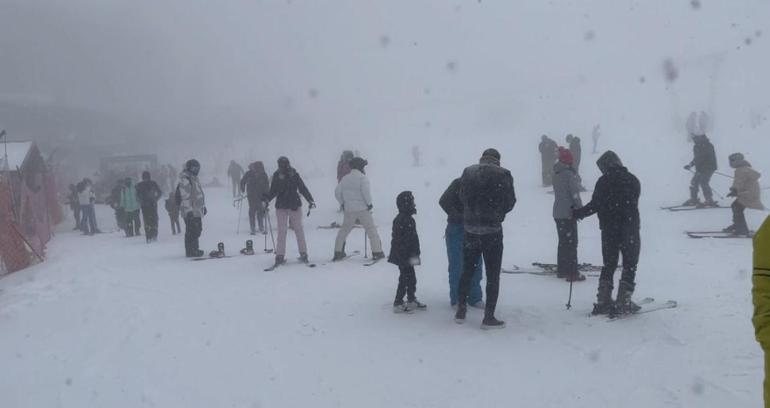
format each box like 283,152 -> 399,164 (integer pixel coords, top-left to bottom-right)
396,191 -> 416,215
558,147 -> 574,165
277,156 -> 290,170
729,153 -> 744,163
350,157 -> 368,171
142,171 -> 151,181
480,148 -> 501,165
565,134 -> 574,143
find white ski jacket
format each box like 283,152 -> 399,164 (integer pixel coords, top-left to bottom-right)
335,169 -> 372,213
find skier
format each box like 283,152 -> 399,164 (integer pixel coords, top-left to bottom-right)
67,184 -> 80,230
136,171 -> 163,242
333,157 -> 385,261
751,215 -> 770,406
439,177 -> 484,309
553,148 -> 585,282
682,134 -> 718,207
388,191 -> 425,313
573,151 -> 641,315
336,151 -> 354,183
227,160 -> 245,198
239,161 -> 270,235
77,178 -> 99,235
263,156 -> 316,266
120,178 -> 142,237
539,135 -> 558,187
591,124 -> 601,154
164,192 -> 181,235
108,180 -> 126,231
454,148 -> 516,329
179,159 -> 207,257
412,145 -> 421,167
724,153 -> 764,236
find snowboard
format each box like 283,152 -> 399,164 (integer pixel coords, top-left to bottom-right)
686,231 -> 754,239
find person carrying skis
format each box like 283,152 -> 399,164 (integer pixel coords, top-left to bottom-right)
553,148 -> 585,282
682,133 -> 718,207
227,160 -> 245,198
388,191 -> 425,313
454,148 -> 516,329
179,159 -> 206,257
539,135 -> 558,187
439,177 -> 484,309
263,156 -> 315,266
333,157 -> 385,261
573,151 -> 641,315
165,192 -> 181,235
136,171 -> 163,242
120,178 -> 142,237
751,215 -> 770,406
240,161 -> 270,235
724,153 -> 764,236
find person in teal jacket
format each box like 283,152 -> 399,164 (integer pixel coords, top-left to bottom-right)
120,178 -> 142,237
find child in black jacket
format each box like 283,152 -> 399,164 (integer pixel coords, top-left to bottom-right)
388,191 -> 426,313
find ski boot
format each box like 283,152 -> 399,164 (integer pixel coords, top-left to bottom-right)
681,198 -> 700,207
371,252 -> 386,261
273,254 -> 286,267
332,251 -> 347,262
209,242 -> 225,258
250,229 -> 257,236
240,240 -> 255,255
406,300 -> 427,311
193,249 -> 205,258
566,272 -> 586,282
454,304 -> 467,324
298,252 -> 310,264
701,199 -> 719,208
481,316 -> 506,330
613,282 -> 641,315
722,224 -> 736,233
393,301 -> 414,314
591,280 -> 615,315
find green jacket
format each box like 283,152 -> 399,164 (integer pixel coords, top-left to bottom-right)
120,185 -> 140,212
752,216 -> 770,349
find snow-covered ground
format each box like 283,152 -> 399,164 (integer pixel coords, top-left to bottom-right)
0,154 -> 766,407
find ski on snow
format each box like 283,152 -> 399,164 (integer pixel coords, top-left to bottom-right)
607,299 -> 678,321
686,231 -> 754,239
661,205 -> 729,212
264,261 -> 317,272
502,262 -> 611,276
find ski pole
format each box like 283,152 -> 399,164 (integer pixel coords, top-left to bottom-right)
236,198 -> 243,234
364,230 -> 368,259
714,171 -> 734,179
266,206 -> 276,252
566,279 -> 573,310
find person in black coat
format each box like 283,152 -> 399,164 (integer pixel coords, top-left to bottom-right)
136,171 -> 163,242
240,161 -> 271,235
573,150 -> 641,315
388,191 -> 424,313
539,135 -> 558,187
454,148 -> 516,330
683,134 -> 718,207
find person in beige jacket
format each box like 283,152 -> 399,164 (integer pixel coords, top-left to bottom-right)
724,153 -> 764,236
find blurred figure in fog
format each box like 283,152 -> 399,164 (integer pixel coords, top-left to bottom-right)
591,124 -> 601,154
67,184 -> 81,230
165,192 -> 181,236
227,160 -> 244,197
136,171 -> 163,242
682,134 -> 718,207
78,178 -> 99,235
120,178 -> 142,237
539,135 -> 558,187
240,161 -> 270,235
412,145 -> 421,167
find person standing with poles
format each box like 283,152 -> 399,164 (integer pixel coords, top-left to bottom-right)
553,148 -> 585,282
179,159 -> 206,257
573,151 -> 641,316
136,171 -> 163,242
682,133 -> 718,207
263,156 -> 315,267
240,161 -> 270,235
454,148 -> 516,330
723,153 -> 764,236
332,157 -> 385,261
227,160 -> 245,198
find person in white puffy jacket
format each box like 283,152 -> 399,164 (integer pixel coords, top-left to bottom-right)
333,157 -> 385,261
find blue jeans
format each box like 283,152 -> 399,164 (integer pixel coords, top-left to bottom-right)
446,223 -> 483,305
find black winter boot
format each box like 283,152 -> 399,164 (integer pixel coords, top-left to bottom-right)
332,251 -> 347,262
614,280 -> 641,315
481,316 -> 506,330
592,279 -> 614,315
454,304 -> 467,324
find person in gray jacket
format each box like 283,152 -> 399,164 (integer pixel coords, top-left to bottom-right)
553,148 -> 584,281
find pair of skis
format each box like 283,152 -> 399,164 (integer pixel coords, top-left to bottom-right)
686,231 -> 754,239
661,204 -> 729,212
600,297 -> 678,321
503,262 -> 608,276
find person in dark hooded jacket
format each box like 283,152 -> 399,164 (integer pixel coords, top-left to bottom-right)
454,148 -> 516,330
573,151 -> 641,315
683,134 -> 718,207
136,171 -> 163,242
388,191 -> 425,313
263,156 -> 315,266
240,161 -> 270,235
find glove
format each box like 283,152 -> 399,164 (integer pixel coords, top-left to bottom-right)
309,202 -> 317,209
367,204 -> 373,211
203,207 -> 208,216
683,164 -> 692,170
727,188 -> 737,198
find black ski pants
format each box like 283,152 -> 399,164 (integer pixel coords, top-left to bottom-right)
458,230 -> 503,318
395,266 -> 417,304
599,227 -> 640,292
690,171 -> 714,201
184,215 -> 203,256
248,198 -> 266,233
124,210 -> 141,237
555,219 -> 578,277
732,200 -> 749,234
141,204 -> 159,240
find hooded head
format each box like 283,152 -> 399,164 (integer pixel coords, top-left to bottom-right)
396,191 -> 416,215
251,161 -> 266,173
185,159 -> 201,176
350,157 -> 368,172
541,135 -> 549,142
729,152 -> 750,168
596,150 -> 623,174
565,134 -> 574,143
479,148 -> 501,166
277,156 -> 291,171
558,147 -> 574,165
142,171 -> 151,181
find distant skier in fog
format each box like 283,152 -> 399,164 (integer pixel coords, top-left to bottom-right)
179,159 -> 207,257
573,151 -> 641,316
412,145 -> 421,167
227,160 -> 244,198
682,134 -> 718,207
136,171 -> 163,242
77,178 -> 99,235
566,133 -> 586,191
165,192 -> 181,235
67,184 -> 80,230
591,124 -> 601,154
120,178 -> 142,237
723,153 -> 764,236
240,161 -> 270,235
539,135 -> 558,187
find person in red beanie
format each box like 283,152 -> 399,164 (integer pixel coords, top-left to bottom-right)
553,147 -> 585,281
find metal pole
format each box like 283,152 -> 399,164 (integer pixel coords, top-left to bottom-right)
566,280 -> 573,310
